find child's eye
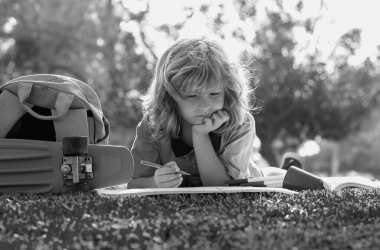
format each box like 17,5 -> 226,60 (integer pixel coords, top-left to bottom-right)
185,94 -> 198,99
210,92 -> 220,96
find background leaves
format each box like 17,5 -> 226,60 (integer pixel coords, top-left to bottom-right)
1,0 -> 379,174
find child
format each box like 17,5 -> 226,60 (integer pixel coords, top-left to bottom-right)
128,38 -> 285,189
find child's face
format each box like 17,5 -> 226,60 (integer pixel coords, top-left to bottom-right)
174,87 -> 225,125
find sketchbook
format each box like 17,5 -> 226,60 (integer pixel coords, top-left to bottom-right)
321,176 -> 380,191
97,186 -> 298,197
97,173 -> 380,197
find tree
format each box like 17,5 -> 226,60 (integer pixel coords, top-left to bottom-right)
235,0 -> 380,165
0,0 -> 153,132
1,0 -> 379,158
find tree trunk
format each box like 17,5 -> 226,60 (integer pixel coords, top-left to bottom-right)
330,141 -> 340,176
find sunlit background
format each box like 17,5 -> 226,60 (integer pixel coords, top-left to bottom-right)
1,0 -> 379,177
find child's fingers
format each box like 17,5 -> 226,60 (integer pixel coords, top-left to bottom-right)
154,174 -> 183,188
153,161 -> 183,187
155,164 -> 180,176
203,117 -> 213,127
211,112 -> 222,121
159,176 -> 183,188
157,173 -> 181,183
211,110 -> 229,126
215,110 -> 229,121
192,111 -> 229,135
163,161 -> 177,167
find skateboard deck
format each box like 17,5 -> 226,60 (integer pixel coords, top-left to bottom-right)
0,139 -> 134,193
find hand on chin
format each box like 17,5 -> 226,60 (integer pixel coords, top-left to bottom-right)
192,110 -> 229,136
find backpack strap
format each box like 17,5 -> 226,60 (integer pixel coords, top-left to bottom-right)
88,117 -> 95,144
95,117 -> 110,145
18,81 -> 75,121
53,109 -> 90,143
0,90 -> 26,138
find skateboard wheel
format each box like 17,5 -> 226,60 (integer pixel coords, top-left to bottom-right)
62,137 -> 88,156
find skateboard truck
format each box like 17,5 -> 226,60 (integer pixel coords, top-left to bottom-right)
61,137 -> 93,185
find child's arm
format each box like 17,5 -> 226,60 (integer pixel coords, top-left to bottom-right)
192,133 -> 231,186
128,119 -> 183,188
192,110 -> 231,186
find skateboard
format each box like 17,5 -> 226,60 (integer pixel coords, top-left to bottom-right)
0,137 -> 134,193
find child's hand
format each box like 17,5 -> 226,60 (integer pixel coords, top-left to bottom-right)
153,161 -> 183,188
192,110 -> 230,136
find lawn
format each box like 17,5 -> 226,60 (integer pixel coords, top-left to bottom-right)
1,189 -> 380,249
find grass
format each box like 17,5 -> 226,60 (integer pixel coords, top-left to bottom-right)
1,189 -> 380,249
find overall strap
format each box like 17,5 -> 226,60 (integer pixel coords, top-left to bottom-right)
53,109 -> 90,143
0,90 -> 26,138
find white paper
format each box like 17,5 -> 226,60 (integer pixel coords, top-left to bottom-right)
97,186 -> 298,197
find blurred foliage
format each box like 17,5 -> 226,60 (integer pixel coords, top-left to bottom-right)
0,0 -> 152,130
235,0 -> 380,164
1,0 -> 380,170
305,109 -> 380,177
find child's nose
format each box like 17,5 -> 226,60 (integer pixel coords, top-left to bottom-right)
198,97 -> 213,112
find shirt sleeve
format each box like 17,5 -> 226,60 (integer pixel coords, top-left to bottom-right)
219,114 -> 263,179
131,118 -> 161,178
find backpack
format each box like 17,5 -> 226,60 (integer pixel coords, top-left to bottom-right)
0,74 -> 110,144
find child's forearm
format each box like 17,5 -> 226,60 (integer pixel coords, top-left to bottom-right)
127,176 -> 156,189
193,134 -> 231,186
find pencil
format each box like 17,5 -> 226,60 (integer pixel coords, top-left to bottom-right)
140,160 -> 191,176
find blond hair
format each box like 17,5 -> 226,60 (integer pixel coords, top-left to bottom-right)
141,38 -> 257,141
